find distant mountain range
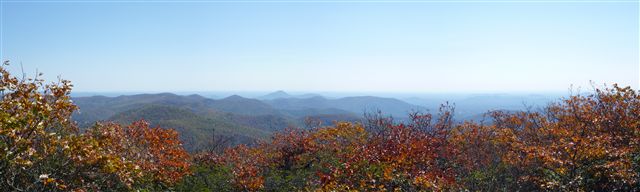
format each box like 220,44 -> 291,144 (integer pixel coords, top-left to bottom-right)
72,91 -> 558,151
74,93 -> 283,150
258,90 -> 323,100
72,91 -> 425,151
401,94 -> 555,120
265,95 -> 423,118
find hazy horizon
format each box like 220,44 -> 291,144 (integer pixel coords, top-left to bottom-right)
2,1 -> 638,92
69,89 -> 568,100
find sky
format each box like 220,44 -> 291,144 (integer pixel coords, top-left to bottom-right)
1,0 -> 638,93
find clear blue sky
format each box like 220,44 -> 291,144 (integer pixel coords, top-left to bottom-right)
1,1 -> 638,93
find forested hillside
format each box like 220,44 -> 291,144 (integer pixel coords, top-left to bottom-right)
107,105 -> 270,151
71,89 -> 423,151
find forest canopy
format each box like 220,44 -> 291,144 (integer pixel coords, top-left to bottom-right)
1,61 -> 639,191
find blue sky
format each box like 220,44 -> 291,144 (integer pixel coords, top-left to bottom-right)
1,1 -> 638,93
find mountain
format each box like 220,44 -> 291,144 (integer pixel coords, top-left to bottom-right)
73,93 -> 284,125
265,96 -> 330,110
219,113 -> 296,132
333,96 -> 423,117
259,90 -> 292,100
108,105 -> 270,151
211,95 -> 282,116
402,94 -> 555,120
259,91 -> 326,100
72,93 -> 285,151
76,92 -> 557,151
280,108 -> 356,118
71,92 -> 559,151
264,96 -> 423,117
297,93 -> 323,98
72,93 -> 369,151
73,93 -> 218,127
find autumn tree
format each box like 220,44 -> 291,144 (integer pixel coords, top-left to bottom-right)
489,85 -> 640,191
0,60 -> 80,191
0,61 -> 191,191
83,120 -> 191,190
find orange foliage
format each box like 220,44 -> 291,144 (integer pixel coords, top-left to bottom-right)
491,84 -> 640,190
0,61 -> 191,190
85,120 -> 191,187
199,84 -> 640,191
